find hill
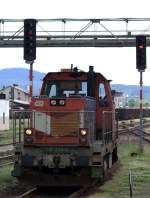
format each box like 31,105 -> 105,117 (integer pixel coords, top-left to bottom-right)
0,68 -> 45,95
0,68 -> 150,98
111,84 -> 150,99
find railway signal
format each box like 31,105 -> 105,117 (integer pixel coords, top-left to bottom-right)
136,35 -> 146,71
24,19 -> 36,62
24,19 -> 36,101
136,35 -> 146,152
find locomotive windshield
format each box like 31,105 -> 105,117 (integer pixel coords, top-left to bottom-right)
43,80 -> 87,97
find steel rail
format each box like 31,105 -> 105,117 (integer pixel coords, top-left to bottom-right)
118,123 -> 150,134
16,187 -> 37,198
68,180 -> 100,198
0,154 -> 14,167
118,126 -> 150,143
132,130 -> 150,143
0,143 -> 13,147
68,187 -> 89,198
0,161 -> 13,167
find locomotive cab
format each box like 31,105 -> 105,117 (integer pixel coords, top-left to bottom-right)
12,66 -> 118,186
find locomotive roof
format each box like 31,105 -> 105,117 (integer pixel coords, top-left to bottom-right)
43,70 -> 109,82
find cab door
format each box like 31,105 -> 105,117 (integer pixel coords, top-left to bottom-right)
95,80 -> 113,140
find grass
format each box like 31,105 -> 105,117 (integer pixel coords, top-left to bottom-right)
87,144 -> 150,198
0,129 -> 21,144
0,165 -> 17,191
0,118 -> 27,144
0,130 -> 13,144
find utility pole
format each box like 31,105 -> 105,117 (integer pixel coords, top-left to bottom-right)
28,61 -> 34,102
139,71 -> 144,152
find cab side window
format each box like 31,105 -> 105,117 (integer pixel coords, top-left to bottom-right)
99,83 -> 108,107
49,84 -> 56,97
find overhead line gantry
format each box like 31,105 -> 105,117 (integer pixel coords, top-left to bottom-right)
0,18 -> 150,47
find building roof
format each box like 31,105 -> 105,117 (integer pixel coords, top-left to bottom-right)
13,99 -> 29,105
112,90 -> 124,97
0,85 -> 29,95
113,91 -> 124,97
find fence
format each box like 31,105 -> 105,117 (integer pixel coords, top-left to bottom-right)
111,170 -> 150,198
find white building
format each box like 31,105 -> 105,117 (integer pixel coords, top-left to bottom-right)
0,99 -> 9,130
0,85 -> 29,103
113,91 -> 124,108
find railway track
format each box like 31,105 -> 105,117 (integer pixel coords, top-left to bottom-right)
0,154 -> 14,167
16,187 -> 37,198
16,180 -> 100,198
0,143 -> 13,147
131,130 -> 150,143
17,187 -> 82,198
68,186 -> 90,198
118,124 -> 150,143
0,143 -> 14,166
17,187 -> 89,198
68,180 -> 100,198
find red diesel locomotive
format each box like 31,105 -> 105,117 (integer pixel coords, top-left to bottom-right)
12,66 -> 118,186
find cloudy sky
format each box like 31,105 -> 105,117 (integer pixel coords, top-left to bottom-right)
0,0 -> 150,85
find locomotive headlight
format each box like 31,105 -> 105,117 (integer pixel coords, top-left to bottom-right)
59,99 -> 65,106
25,129 -> 32,135
51,99 -> 56,106
80,129 -> 87,136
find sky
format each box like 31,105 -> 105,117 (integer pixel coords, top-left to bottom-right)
0,0 -> 150,85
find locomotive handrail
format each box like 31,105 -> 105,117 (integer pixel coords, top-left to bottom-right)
12,110 -> 96,145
